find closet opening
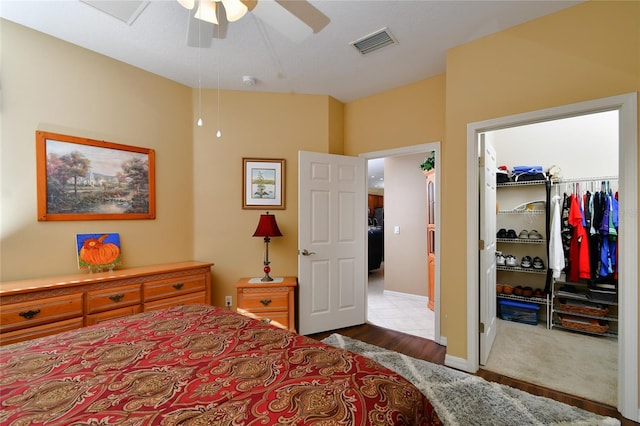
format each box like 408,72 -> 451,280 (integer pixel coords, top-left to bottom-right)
482,110 -> 619,406
465,92 -> 637,421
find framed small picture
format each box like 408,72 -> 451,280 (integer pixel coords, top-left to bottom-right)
36,131 -> 155,221
242,158 -> 285,210
76,233 -> 122,272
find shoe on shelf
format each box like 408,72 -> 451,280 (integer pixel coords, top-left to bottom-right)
496,253 -> 506,266
506,229 -> 518,239
497,228 -> 507,238
518,230 -> 529,239
521,255 -> 532,268
505,255 -> 517,267
533,256 -> 545,269
528,229 -> 543,239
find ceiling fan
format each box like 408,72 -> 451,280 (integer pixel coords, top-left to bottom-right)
181,0 -> 331,47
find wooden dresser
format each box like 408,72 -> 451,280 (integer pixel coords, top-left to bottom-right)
0,261 -> 213,346
235,276 -> 297,332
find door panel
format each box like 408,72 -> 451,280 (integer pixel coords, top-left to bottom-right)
298,151 -> 366,335
479,137 -> 497,365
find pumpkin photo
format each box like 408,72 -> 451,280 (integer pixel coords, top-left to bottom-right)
76,233 -> 122,271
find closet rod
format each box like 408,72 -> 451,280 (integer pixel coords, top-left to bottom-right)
555,175 -> 618,184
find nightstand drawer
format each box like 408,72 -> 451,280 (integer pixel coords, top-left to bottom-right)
235,277 -> 297,332
237,308 -> 290,330
143,274 -> 206,302
237,288 -> 289,311
0,294 -> 83,332
87,284 -> 141,314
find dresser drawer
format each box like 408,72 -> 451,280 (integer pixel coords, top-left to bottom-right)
144,291 -> 206,311
143,274 -> 206,302
237,287 -> 290,312
0,294 -> 84,333
86,284 -> 141,314
86,305 -> 142,326
0,317 -> 84,346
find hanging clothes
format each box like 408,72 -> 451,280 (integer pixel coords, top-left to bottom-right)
549,194 -> 565,279
599,193 -> 618,279
567,193 -> 590,281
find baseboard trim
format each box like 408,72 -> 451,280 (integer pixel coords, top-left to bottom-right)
445,353 -> 475,373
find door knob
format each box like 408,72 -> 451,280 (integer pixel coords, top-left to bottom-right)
300,249 -> 316,256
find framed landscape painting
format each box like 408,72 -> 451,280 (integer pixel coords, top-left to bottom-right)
36,131 -> 156,221
242,158 -> 285,210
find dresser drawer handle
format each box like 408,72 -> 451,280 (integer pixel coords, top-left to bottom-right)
109,294 -> 125,302
19,309 -> 41,319
172,283 -> 184,290
261,318 -> 272,324
260,299 -> 272,306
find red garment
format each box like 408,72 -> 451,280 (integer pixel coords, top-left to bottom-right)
568,194 -> 591,281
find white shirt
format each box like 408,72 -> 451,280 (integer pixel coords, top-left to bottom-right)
549,195 -> 566,279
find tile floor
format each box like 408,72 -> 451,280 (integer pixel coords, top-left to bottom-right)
367,265 -> 435,340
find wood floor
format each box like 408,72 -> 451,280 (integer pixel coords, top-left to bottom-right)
309,323 -> 636,425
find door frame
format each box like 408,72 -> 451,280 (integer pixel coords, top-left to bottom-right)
465,93 -> 638,420
360,141 -> 442,345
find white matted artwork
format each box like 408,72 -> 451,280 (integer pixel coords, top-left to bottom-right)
242,158 -> 285,209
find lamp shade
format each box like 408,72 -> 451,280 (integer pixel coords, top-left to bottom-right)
253,212 -> 283,237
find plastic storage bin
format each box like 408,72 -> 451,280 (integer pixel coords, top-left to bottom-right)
498,299 -> 539,325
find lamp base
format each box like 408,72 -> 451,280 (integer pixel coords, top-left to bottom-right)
261,265 -> 273,282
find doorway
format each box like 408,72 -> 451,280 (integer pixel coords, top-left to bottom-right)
483,110 -> 619,405
466,93 -> 638,420
361,142 -> 442,345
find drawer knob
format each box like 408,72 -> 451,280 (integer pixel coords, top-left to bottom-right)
173,283 -> 184,290
260,299 -> 272,306
19,309 -> 41,319
261,318 -> 272,324
109,294 -> 125,302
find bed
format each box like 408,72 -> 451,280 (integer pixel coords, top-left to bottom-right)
0,304 -> 440,425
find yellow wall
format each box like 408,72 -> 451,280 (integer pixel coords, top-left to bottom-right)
191,90 -> 336,306
1,20 -> 195,280
0,20 -> 336,291
441,0 -> 639,359
344,74 -> 446,155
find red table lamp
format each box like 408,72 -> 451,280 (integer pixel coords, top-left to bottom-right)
253,211 -> 283,282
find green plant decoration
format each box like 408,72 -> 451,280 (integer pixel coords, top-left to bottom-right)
419,152 -> 435,171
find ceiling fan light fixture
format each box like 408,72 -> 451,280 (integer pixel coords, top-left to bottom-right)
194,0 -> 219,25
221,0 -> 248,22
177,0 -> 196,10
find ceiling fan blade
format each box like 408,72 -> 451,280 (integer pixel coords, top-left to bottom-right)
274,0 -> 329,34
212,4 -> 229,39
251,0 -> 313,42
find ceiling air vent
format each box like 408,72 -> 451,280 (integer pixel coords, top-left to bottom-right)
351,27 -> 397,55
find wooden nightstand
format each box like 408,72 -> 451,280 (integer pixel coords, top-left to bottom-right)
235,277 -> 297,332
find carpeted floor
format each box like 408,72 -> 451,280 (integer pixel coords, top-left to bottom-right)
322,333 -> 620,426
483,319 -> 617,406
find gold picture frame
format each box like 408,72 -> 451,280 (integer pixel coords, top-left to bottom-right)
36,131 -> 156,221
242,158 -> 285,210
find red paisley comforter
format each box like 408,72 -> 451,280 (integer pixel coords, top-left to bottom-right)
0,304 -> 439,425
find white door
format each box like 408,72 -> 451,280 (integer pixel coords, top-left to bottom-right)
479,137 -> 497,364
298,151 -> 367,335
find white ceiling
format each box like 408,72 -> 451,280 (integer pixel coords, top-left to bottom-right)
1,0 -> 583,103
